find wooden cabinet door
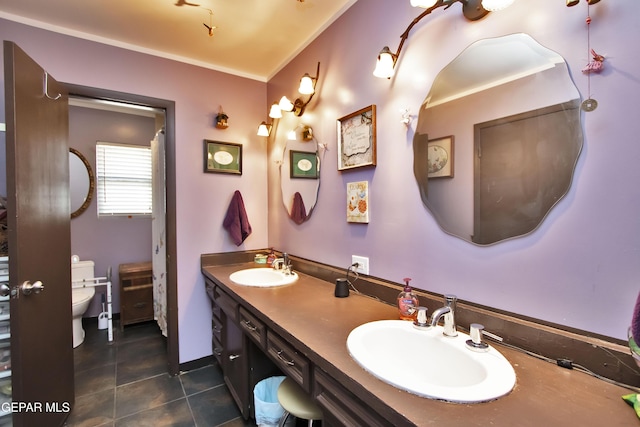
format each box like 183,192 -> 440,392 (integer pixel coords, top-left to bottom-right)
4,41 -> 74,427
223,313 -> 249,419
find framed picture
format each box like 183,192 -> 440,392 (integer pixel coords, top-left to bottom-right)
427,136 -> 454,178
204,140 -> 242,174
347,181 -> 369,223
290,150 -> 318,179
337,105 -> 377,171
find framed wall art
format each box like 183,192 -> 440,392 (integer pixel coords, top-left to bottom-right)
204,140 -> 242,174
337,105 -> 376,171
290,150 -> 318,179
347,181 -> 369,223
427,135 -> 454,179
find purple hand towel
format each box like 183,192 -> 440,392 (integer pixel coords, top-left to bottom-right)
290,192 -> 307,225
223,190 -> 252,246
632,291 -> 640,342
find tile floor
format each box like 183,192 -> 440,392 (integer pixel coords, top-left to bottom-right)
64,319 -> 257,427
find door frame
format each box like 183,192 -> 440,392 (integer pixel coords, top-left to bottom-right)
65,83 -> 179,375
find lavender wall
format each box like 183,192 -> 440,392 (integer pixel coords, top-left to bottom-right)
69,106 -> 156,317
268,0 -> 640,341
1,18 -> 269,363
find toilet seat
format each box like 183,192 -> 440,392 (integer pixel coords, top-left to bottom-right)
72,287 -> 95,305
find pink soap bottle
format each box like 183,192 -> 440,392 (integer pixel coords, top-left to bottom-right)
397,277 -> 419,321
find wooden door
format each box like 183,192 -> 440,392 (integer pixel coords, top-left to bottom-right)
4,41 -> 74,426
473,102 -> 581,244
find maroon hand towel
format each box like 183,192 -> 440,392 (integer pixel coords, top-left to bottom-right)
632,291 -> 640,342
223,190 -> 252,246
290,192 -> 307,225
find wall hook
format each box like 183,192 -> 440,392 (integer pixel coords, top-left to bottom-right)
44,72 -> 61,100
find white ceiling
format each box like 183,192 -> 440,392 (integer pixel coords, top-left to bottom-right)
0,0 -> 357,81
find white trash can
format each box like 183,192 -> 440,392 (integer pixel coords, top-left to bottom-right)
254,376 -> 286,427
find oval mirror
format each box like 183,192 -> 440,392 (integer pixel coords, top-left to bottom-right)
413,34 -> 583,245
69,147 -> 95,218
280,126 -> 320,224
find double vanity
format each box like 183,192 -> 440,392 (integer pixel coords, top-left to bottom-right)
201,251 -> 636,426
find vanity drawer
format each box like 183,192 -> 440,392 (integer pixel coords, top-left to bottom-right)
212,335 -> 223,364
214,286 -> 239,322
211,318 -> 222,343
239,306 -> 266,349
314,368 -> 393,427
266,330 -> 310,391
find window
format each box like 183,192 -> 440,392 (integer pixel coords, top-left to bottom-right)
96,142 -> 152,216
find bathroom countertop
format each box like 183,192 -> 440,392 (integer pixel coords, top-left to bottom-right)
202,262 -> 638,427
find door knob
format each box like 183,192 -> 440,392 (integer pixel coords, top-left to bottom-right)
21,280 -> 44,295
0,283 -> 10,298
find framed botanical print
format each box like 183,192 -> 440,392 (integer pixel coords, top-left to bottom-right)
337,105 -> 376,171
289,150 -> 318,179
427,136 -> 454,178
204,140 -> 242,174
347,181 -> 369,223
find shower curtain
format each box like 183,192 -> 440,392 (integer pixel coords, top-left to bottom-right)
151,130 -> 168,337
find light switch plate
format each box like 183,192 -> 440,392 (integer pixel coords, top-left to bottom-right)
351,255 -> 369,275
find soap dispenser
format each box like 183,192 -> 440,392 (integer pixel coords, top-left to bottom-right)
266,248 -> 276,267
397,278 -> 419,321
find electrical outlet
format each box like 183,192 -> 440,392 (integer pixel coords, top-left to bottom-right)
351,255 -> 369,275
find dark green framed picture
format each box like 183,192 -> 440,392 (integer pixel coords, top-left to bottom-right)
290,150 -> 318,179
204,140 -> 242,174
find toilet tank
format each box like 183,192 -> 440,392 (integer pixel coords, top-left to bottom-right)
72,260 -> 95,282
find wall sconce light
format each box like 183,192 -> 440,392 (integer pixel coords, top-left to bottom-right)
257,121 -> 272,137
566,0 -> 600,6
272,62 -> 321,117
287,124 -> 314,141
269,102 -> 283,119
374,0 -> 515,79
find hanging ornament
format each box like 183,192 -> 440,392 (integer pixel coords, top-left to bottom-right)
216,106 -> 229,129
203,9 -> 216,37
582,49 -> 605,74
581,2 -> 602,112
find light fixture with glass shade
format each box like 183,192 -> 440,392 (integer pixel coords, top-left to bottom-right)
279,96 -> 294,112
257,121 -> 272,137
481,0 -> 514,11
269,102 -> 283,119
374,0 -> 515,79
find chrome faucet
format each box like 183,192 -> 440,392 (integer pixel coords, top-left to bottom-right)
430,294 -> 458,337
272,253 -> 292,275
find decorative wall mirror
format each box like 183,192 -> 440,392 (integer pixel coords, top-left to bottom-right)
280,126 -> 320,224
413,33 -> 583,245
69,147 -> 95,218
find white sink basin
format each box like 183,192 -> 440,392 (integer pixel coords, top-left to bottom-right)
347,320 -> 516,403
229,268 -> 298,287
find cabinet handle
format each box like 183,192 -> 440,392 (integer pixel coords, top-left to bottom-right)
242,320 -> 257,331
229,354 -> 240,361
213,325 -> 222,333
134,302 -> 147,308
276,350 -> 295,366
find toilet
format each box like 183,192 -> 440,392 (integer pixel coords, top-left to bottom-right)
71,258 -> 96,348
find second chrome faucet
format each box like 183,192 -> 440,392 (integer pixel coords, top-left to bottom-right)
415,294 -> 458,337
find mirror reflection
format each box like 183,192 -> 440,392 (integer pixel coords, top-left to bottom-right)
70,147 -> 95,219
280,125 -> 320,224
413,34 -> 583,245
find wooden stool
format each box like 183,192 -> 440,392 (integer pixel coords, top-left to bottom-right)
277,377 -> 323,427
